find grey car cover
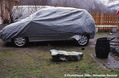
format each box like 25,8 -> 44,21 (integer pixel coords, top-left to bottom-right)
0,7 -> 95,41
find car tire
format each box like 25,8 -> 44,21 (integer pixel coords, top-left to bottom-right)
77,35 -> 89,46
12,37 -> 29,47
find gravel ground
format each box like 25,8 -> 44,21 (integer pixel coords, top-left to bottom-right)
0,32 -> 115,52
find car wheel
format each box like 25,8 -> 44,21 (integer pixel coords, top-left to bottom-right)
12,37 -> 29,47
77,35 -> 89,46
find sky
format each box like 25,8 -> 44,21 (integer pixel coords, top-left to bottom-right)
100,0 -> 119,13
47,0 -> 119,13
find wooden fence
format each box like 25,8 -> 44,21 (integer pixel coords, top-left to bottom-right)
90,12 -> 119,31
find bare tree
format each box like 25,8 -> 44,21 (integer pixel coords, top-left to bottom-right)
27,0 -> 48,14
42,0 -> 47,5
0,0 -> 5,21
0,0 -> 21,24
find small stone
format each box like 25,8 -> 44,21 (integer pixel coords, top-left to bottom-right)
69,68 -> 72,70
101,68 -> 104,70
81,48 -> 85,50
76,66 -> 79,68
108,63 -> 110,65
113,61 -> 116,64
110,33 -> 113,35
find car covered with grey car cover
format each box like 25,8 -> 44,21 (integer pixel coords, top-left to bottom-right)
0,7 -> 95,47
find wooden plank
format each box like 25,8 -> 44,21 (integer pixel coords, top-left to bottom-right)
101,13 -> 103,25
96,13 -> 99,25
104,13 -> 106,25
106,13 -> 108,25
108,13 -> 110,25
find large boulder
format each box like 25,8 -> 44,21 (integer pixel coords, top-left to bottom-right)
50,49 -> 83,62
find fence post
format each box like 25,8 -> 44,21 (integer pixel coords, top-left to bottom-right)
101,13 -> 103,25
